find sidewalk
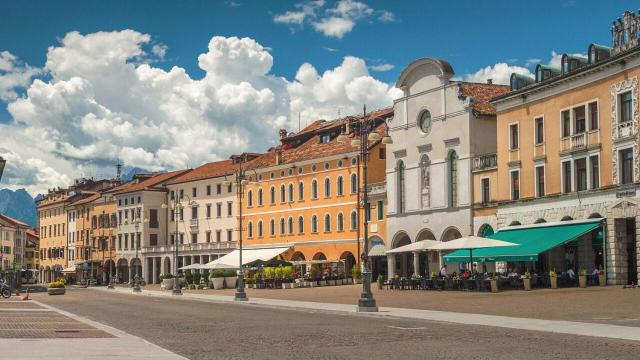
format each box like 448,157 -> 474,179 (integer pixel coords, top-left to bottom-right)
96,286 -> 640,342
0,298 -> 187,360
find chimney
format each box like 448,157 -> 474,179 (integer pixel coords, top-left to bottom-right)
486,78 -> 493,85
275,148 -> 282,165
279,129 -> 288,139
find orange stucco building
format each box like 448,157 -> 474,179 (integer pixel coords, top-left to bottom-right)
241,109 -> 392,276
37,190 -> 69,283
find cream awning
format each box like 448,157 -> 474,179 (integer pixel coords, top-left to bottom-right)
386,240 -> 440,254
368,244 -> 387,257
60,265 -> 77,274
202,247 -> 290,269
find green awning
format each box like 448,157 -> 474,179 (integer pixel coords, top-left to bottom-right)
443,220 -> 603,263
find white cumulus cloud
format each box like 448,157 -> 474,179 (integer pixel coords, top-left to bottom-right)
0,30 -> 399,194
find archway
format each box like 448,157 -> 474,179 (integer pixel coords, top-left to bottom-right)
104,260 -> 116,285
163,256 -> 171,275
312,252 -> 326,260
368,236 -> 387,280
534,218 -> 547,224
130,258 -> 143,283
416,229 -> 437,276
508,221 -> 522,226
561,216 -> 573,221
117,258 -> 129,284
588,213 -> 603,219
441,227 -> 463,272
391,231 -> 412,278
340,251 -> 356,278
477,224 -> 494,237
290,251 -> 306,277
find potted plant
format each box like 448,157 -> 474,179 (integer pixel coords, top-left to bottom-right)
490,273 -> 499,293
309,267 -> 320,287
578,269 -> 587,288
549,270 -> 557,289
352,266 -> 362,284
185,272 -> 194,285
47,280 -> 66,295
281,266 -> 295,289
224,269 -> 237,289
523,271 -> 531,291
210,270 -> 225,290
597,267 -> 606,286
160,273 -> 175,290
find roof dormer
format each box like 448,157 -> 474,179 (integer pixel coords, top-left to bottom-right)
535,64 -> 561,82
588,43 -> 612,64
510,73 -> 535,91
561,54 -> 588,74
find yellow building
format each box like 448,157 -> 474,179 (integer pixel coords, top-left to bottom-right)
23,229 -> 39,283
482,12 -> 640,284
242,109 -> 392,278
37,190 -> 69,283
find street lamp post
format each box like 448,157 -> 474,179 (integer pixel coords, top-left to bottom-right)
132,217 -> 148,293
107,228 -> 115,289
338,105 -> 392,313
0,156 -> 6,182
223,155 -> 248,302
162,198 -> 183,295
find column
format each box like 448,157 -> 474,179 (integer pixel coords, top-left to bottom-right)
386,254 -> 395,278
151,257 -> 157,284
413,252 -> 420,277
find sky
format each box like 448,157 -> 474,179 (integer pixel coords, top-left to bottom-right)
0,0 -> 636,195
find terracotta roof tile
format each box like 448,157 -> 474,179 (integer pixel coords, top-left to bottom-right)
26,229 -> 39,239
0,213 -> 30,228
165,160 -> 239,185
457,82 -> 510,116
113,170 -> 191,194
36,194 -> 69,208
69,192 -> 101,206
246,108 -> 393,170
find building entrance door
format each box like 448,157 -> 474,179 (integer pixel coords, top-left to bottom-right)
626,218 -> 637,285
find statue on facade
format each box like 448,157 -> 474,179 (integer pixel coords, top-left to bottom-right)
612,20 -> 621,47
420,156 -> 430,208
623,11 -> 634,43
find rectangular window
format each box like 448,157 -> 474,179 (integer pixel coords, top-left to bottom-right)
227,202 -> 232,216
228,184 -> 232,193
588,102 -> 598,130
179,233 -> 184,244
536,166 -> 545,197
206,231 -> 211,243
320,134 -> 330,143
149,234 -> 158,246
170,234 -> 175,245
620,148 -> 634,184
216,203 -> 222,217
509,123 -> 519,149
179,208 -> 184,221
149,209 -> 159,228
573,105 -> 586,134
179,189 -> 184,199
216,230 -> 221,243
535,117 -> 544,144
191,233 -> 197,244
227,230 -> 233,242
192,187 -> 197,197
206,204 -> 211,218
365,202 -> 371,222
377,200 -> 384,220
379,147 -> 385,159
481,177 -> 490,204
216,184 -> 221,194
206,185 -> 211,196
575,158 -> 587,191
511,170 -> 520,200
590,155 -> 599,189
561,110 -> 570,137
562,161 -> 572,193
191,206 -> 197,220
620,91 -> 633,123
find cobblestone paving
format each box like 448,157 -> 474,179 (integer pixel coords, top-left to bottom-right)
0,300 -> 113,339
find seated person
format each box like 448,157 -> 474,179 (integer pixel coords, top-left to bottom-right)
567,267 -> 576,280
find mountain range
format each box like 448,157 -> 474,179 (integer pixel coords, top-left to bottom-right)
0,188 -> 38,228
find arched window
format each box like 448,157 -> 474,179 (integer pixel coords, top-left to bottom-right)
257,188 -> 263,206
337,213 -> 344,231
270,186 -> 275,204
420,155 -> 430,208
324,178 -> 331,197
298,181 -> 304,201
350,211 -> 358,231
397,160 -> 406,213
298,216 -> 304,233
280,184 -> 286,203
288,217 -> 294,234
247,190 -> 253,207
279,218 -> 286,234
337,176 -> 344,196
288,183 -> 294,202
311,215 -> 318,233
247,221 -> 253,238
269,219 -> 275,236
324,214 -> 331,232
448,151 -> 458,207
312,180 -> 318,199
350,173 -> 358,194
257,220 -> 263,237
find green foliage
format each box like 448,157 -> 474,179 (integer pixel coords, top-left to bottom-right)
210,270 -> 225,278
282,266 -> 293,281
160,273 -> 175,280
351,266 -> 362,280
309,266 -> 319,279
524,271 -> 531,279
549,270 -> 557,278
274,267 -> 284,280
223,269 -> 236,277
579,269 -> 587,276
193,272 -> 202,284
48,281 -> 65,288
264,267 -> 274,280
185,272 -> 194,284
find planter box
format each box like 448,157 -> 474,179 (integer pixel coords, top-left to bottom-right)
47,287 -> 66,295
327,280 -> 336,286
578,275 -> 587,288
282,283 -> 295,289
161,278 -> 175,290
598,274 -> 606,286
211,277 -> 225,290
224,276 -> 237,289
523,278 -> 531,291
550,277 -> 558,289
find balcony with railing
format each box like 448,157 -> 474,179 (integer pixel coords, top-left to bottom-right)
367,181 -> 387,196
472,153 -> 497,172
560,130 -> 600,154
190,218 -> 199,229
142,241 -> 237,255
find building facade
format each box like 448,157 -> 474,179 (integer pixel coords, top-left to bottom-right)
491,13 -> 640,285
23,229 -> 39,283
37,190 -> 69,283
0,214 -> 28,276
386,58 -> 509,277
241,109 -> 391,277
